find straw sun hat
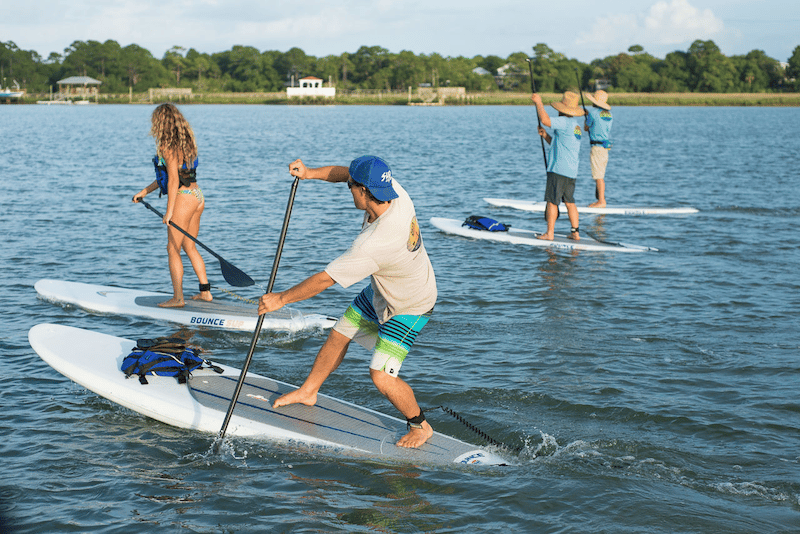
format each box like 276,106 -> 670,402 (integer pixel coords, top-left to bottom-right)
585,90 -> 611,110
551,91 -> 584,116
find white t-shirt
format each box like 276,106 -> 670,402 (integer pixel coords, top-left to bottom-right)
325,180 -> 437,323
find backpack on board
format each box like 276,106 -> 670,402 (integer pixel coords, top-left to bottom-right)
121,336 -> 222,385
462,215 -> 511,232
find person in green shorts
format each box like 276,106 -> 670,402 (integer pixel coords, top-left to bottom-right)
258,155 -> 438,448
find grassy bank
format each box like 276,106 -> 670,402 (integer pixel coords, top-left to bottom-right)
463,92 -> 800,106
10,91 -> 800,106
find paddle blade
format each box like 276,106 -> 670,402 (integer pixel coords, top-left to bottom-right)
219,258 -> 255,287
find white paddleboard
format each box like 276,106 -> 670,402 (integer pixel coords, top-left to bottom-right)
29,324 -> 509,466
430,217 -> 657,253
35,279 -> 337,333
484,198 -> 699,215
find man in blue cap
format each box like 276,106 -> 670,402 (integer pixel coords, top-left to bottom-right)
259,156 -> 438,448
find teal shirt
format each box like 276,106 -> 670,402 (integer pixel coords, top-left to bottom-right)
586,107 -> 613,142
547,116 -> 582,179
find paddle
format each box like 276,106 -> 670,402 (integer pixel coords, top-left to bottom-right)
211,177 -> 300,454
526,57 -> 548,169
138,199 -> 254,288
575,68 -> 589,116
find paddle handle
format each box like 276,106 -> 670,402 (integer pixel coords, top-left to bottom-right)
213,178 -> 300,452
526,58 -> 548,169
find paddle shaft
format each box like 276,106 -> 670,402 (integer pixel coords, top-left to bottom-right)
140,199 -> 222,258
526,58 -> 548,169
139,199 -> 254,287
213,177 -> 300,452
575,69 -> 588,115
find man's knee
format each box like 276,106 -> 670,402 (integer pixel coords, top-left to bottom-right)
369,368 -> 395,393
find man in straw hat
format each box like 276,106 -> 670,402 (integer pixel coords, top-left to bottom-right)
531,91 -> 584,240
584,90 -> 613,208
258,156 -> 438,449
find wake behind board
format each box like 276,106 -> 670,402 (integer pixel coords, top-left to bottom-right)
35,279 -> 336,333
484,198 -> 698,215
430,217 -> 657,253
29,324 -> 508,466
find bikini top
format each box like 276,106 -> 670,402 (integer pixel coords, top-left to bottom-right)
153,155 -> 199,196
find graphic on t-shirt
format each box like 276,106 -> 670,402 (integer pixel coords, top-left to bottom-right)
407,216 -> 421,252
600,110 -> 612,121
573,125 -> 582,140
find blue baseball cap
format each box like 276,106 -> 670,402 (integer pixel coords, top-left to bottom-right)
348,155 -> 399,201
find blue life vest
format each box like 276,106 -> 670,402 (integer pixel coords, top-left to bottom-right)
153,155 -> 199,197
462,215 -> 511,232
121,336 -> 221,384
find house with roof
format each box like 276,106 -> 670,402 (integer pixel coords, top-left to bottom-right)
287,76 -> 335,98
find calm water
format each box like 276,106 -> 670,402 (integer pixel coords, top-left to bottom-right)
1,103 -> 799,533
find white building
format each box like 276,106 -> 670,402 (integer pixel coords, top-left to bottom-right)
287,76 -> 335,98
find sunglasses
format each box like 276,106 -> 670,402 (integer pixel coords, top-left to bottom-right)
347,179 -> 363,190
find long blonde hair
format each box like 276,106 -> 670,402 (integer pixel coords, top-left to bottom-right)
150,103 -> 198,165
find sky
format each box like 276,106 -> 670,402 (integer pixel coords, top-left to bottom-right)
2,0 -> 799,64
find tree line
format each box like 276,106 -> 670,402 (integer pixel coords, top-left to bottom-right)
2,39 -> 799,94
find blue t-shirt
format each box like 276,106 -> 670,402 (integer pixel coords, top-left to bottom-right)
586,107 -> 613,142
547,116 -> 582,179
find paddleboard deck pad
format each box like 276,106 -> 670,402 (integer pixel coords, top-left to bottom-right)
35,279 -> 337,332
29,324 -> 508,466
430,217 -> 657,253
484,198 -> 698,215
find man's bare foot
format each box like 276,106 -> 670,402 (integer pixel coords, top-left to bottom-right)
157,298 -> 185,308
568,232 -> 580,241
537,233 -> 554,241
273,388 -> 318,408
588,201 -> 606,208
397,421 -> 433,448
191,291 -> 212,302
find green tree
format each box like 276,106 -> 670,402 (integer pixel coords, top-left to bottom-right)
652,51 -> 690,91
687,39 -> 737,92
529,43 -> 561,92
163,46 -> 187,85
348,46 -> 391,88
119,44 -> 169,90
1,40 -> 56,92
392,50 -> 426,89
614,52 -> 659,91
184,48 -> 224,91
274,46 -> 314,85
227,45 -> 271,91
735,49 -> 782,91
787,45 -> 800,90
476,54 -> 506,75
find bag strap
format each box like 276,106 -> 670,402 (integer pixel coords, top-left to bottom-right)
136,337 -> 192,354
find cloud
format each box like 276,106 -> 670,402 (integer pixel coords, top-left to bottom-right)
644,0 -> 724,44
576,0 -> 724,55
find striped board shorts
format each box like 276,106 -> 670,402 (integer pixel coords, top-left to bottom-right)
333,284 -> 432,378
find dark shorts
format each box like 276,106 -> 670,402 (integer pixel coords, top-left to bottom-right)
544,172 -> 576,207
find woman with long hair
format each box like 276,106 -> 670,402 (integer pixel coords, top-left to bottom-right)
132,103 -> 212,307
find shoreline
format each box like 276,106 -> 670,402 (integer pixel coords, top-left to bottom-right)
5,91 -> 800,106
